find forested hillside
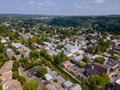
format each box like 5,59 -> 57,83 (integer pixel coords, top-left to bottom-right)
47,16 -> 120,34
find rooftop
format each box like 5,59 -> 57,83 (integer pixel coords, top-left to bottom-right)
73,55 -> 83,62
11,42 -> 22,48
104,58 -> 119,69
69,84 -> 82,90
113,45 -> 120,51
62,61 -> 72,68
115,78 -> 120,85
45,74 -> 53,81
3,79 -> 23,90
0,61 -> 13,74
93,62 -> 109,70
63,81 -> 73,88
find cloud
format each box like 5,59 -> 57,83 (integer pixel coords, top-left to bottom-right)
28,0 -> 56,7
73,3 -> 90,9
44,0 -> 56,6
95,0 -> 105,4
37,2 -> 43,6
28,1 -> 35,5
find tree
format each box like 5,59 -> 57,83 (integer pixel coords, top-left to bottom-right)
88,46 -> 96,53
53,79 -> 58,83
29,50 -> 40,59
95,45 -> 101,54
0,84 -> 3,90
40,49 -> 53,61
28,36 -> 39,45
112,54 -> 119,61
83,55 -> 90,63
0,43 -> 5,53
12,61 -> 20,72
95,57 -> 105,64
43,87 -> 48,90
82,73 -> 109,90
36,67 -> 47,78
17,76 -> 26,85
53,52 -> 67,65
23,80 -> 38,90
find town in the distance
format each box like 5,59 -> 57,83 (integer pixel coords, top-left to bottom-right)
0,14 -> 120,90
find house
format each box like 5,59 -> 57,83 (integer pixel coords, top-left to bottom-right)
62,61 -> 72,68
103,58 -> 119,71
62,81 -> 73,89
63,50 -> 73,57
62,81 -> 82,90
31,42 -> 41,49
1,39 -> 7,44
17,46 -> 30,57
84,69 -> 99,76
47,49 -> 58,56
66,44 -> 78,54
0,61 -> 23,90
72,55 -> 83,62
6,48 -> 15,57
0,61 -> 13,84
43,42 -> 52,48
11,43 -> 22,49
45,74 -> 53,81
69,84 -> 82,90
93,62 -> 110,74
114,78 -> 120,90
113,45 -> 120,53
111,40 -> 120,46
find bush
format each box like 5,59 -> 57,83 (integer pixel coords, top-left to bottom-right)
53,79 -> 58,83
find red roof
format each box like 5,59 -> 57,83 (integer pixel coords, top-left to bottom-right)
62,61 -> 72,68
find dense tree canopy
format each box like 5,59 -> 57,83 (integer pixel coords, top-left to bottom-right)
81,73 -> 110,90
95,57 -> 105,64
23,80 -> 38,90
36,67 -> 47,78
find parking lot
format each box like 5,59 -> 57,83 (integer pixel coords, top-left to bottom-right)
48,68 -> 66,90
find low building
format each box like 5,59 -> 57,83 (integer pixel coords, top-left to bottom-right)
1,39 -> 7,44
72,55 -> 83,62
104,58 -> 119,71
3,79 -> 23,90
114,78 -> 120,90
66,44 -> 78,54
43,42 -> 52,48
69,84 -> 82,90
31,42 -> 41,49
62,81 -> 73,89
6,48 -> 15,57
11,43 -> 22,49
62,61 -> 72,68
113,45 -> 120,53
93,62 -> 110,74
47,49 -> 58,56
17,46 -> 30,57
0,61 -> 23,90
0,61 -> 13,82
63,50 -> 73,57
45,74 -> 53,81
62,81 -> 82,90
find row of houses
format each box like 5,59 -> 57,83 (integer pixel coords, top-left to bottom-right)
0,61 -> 22,90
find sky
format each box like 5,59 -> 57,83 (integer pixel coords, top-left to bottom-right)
0,0 -> 120,15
